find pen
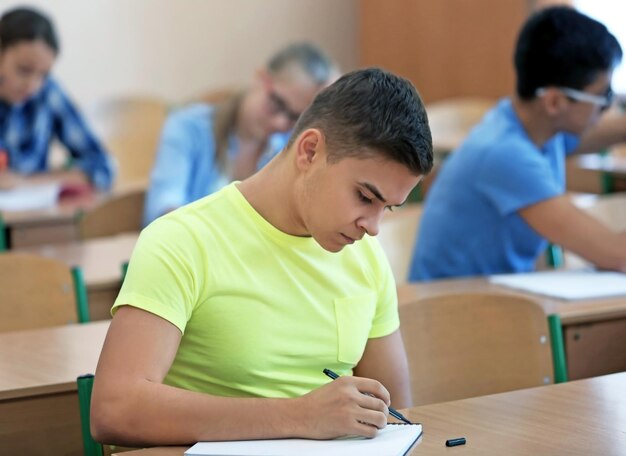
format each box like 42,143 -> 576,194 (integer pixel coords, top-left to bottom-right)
322,368 -> 413,424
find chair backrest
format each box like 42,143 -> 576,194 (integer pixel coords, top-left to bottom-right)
563,193 -> 626,269
78,187 -> 146,240
88,96 -> 168,187
0,253 -> 89,331
377,204 -> 422,285
426,97 -> 495,154
399,292 -> 554,406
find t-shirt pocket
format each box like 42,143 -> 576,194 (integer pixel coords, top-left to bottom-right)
334,293 -> 376,365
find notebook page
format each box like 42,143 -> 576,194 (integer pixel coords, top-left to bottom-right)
490,270 -> 626,300
0,183 -> 61,211
185,423 -> 422,456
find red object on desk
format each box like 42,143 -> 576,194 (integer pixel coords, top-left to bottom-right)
59,181 -> 94,199
0,150 -> 8,171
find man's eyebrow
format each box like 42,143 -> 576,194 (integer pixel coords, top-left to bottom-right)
362,182 -> 386,203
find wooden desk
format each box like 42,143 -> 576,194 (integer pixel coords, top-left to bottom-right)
565,193 -> 626,268
576,152 -> 626,177
1,180 -> 147,248
16,232 -> 139,320
113,372 -> 626,456
398,276 -> 626,380
1,191 -> 103,248
570,148 -> 626,193
0,321 -> 109,456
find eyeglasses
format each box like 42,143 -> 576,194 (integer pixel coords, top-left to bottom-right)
267,90 -> 301,123
536,86 -> 614,110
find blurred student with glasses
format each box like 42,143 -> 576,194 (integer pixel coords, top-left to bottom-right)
410,6 -> 626,281
143,43 -> 339,225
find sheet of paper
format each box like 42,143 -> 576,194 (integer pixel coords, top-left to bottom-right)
0,183 -> 61,212
490,270 -> 626,300
185,423 -> 422,456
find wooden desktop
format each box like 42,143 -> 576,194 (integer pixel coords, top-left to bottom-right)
0,321 -> 109,455
112,371 -> 626,456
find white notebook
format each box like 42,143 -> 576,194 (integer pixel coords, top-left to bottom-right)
185,423 -> 422,456
0,183 -> 61,211
489,270 -> 626,300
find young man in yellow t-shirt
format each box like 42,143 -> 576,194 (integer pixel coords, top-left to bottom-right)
91,68 -> 433,446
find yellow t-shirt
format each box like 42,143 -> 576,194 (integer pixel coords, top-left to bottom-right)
113,183 -> 399,398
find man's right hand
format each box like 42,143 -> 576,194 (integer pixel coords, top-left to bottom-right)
292,375 -> 391,439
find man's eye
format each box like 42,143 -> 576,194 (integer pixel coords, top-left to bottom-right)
358,192 -> 372,204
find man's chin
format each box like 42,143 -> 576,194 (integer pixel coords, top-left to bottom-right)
315,237 -> 345,253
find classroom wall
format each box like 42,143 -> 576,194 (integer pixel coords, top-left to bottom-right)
0,0 -> 359,108
358,0 -> 580,103
359,0 -> 529,103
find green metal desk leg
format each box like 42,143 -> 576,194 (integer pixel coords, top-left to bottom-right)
548,314 -> 568,383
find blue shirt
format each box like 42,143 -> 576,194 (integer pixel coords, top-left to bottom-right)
409,98 -> 579,281
144,103 -> 288,225
0,77 -> 114,191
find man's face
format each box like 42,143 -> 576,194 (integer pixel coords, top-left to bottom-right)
247,66 -> 335,139
558,70 -> 613,135
297,144 -> 421,253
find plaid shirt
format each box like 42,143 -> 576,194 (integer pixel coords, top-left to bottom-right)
0,77 -> 115,190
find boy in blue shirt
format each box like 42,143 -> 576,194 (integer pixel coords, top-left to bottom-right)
410,6 -> 626,281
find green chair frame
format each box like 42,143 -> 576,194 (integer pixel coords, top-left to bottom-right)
548,314 -> 568,383
72,266 -> 91,323
545,243 -> 564,269
0,214 -> 6,251
77,374 -> 104,456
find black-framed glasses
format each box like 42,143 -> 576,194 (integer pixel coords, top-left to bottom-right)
268,90 -> 301,123
536,86 -> 614,111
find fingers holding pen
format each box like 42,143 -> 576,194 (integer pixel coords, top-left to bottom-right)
296,375 -> 390,439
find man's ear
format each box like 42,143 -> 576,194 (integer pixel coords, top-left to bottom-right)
540,88 -> 567,117
294,129 -> 325,171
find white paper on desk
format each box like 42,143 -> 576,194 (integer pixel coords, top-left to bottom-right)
185,423 -> 422,456
0,183 -> 61,211
490,270 -> 626,300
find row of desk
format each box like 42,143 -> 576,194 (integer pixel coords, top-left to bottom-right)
1,188 -> 625,454
11,228 -> 626,381
1,272 -> 624,454
16,232 -> 138,320
399,277 -> 626,380
1,318 -> 624,455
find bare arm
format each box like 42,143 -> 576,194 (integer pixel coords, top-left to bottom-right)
91,306 -> 391,446
353,329 -> 413,409
574,112 -> 626,154
519,195 -> 626,272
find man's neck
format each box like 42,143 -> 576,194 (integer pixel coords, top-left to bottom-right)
237,156 -> 308,237
511,96 -> 559,147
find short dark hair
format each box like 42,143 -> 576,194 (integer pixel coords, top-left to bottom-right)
267,42 -> 336,86
0,7 -> 59,53
515,6 -> 622,99
288,68 -> 433,175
